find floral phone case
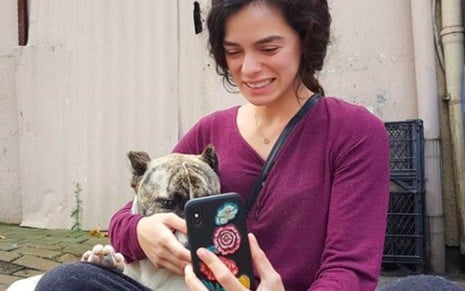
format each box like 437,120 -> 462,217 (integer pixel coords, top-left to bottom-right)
185,192 -> 256,290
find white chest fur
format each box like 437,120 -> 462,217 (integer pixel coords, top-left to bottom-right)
127,197 -> 188,290
124,259 -> 187,290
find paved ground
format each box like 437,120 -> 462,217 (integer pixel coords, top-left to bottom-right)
0,223 -> 464,290
0,223 -> 108,290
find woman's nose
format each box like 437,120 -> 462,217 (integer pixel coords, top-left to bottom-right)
241,53 -> 261,75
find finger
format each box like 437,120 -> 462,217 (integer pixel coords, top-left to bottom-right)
249,234 -> 282,285
196,248 -> 245,289
249,234 -> 273,274
165,240 -> 191,262
162,213 -> 188,234
184,264 -> 208,291
153,257 -> 187,275
156,249 -> 190,269
156,230 -> 191,262
155,254 -> 190,274
152,226 -> 191,263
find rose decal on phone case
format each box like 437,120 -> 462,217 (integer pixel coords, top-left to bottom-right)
200,256 -> 238,281
213,224 -> 241,255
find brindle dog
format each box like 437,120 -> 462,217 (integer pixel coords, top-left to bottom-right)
82,145 -> 220,290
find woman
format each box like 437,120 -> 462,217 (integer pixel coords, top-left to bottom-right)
36,0 -> 390,290
111,0 -> 390,290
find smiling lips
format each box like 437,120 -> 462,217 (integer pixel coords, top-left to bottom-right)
244,78 -> 275,89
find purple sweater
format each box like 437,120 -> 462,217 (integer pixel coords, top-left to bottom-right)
109,97 -> 390,291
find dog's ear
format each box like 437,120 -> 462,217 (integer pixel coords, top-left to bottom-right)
200,144 -> 219,175
128,151 -> 151,192
128,151 -> 151,175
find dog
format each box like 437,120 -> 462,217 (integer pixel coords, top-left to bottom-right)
81,145 -> 221,290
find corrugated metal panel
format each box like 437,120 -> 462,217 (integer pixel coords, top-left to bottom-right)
17,1 -> 183,229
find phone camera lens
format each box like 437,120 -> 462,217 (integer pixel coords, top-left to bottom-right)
192,207 -> 202,226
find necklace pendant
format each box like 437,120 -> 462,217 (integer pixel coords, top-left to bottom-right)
263,138 -> 270,144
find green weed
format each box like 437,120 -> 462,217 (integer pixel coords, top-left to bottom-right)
70,182 -> 83,232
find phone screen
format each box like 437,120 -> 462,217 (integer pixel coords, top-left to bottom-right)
185,192 -> 256,290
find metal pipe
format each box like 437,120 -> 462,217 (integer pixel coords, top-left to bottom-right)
440,0 -> 465,254
410,0 -> 446,272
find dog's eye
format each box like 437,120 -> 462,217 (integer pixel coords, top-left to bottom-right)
160,199 -> 177,210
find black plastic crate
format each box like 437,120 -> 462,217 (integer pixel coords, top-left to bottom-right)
383,190 -> 425,273
384,120 -> 425,192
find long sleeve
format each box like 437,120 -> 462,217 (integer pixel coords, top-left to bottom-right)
309,109 -> 390,290
108,200 -> 146,263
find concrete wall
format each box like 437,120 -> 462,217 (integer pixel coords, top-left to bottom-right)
0,0 -> 22,224
322,1 -> 417,120
1,0 -> 423,229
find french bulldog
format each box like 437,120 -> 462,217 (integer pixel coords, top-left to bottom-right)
82,145 -> 221,290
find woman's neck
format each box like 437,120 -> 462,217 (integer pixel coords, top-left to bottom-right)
253,86 -> 313,124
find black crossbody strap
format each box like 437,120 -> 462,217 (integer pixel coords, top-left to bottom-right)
245,94 -> 322,215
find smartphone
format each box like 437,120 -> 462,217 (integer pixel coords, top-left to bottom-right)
185,192 -> 256,290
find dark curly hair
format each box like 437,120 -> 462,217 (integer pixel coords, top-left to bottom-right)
207,0 -> 331,96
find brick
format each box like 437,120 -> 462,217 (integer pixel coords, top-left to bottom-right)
62,231 -> 87,239
12,269 -> 43,278
0,242 -> 19,252
16,247 -> 61,259
12,255 -> 60,272
63,243 -> 94,257
57,253 -> 79,263
0,261 -> 23,275
24,243 -> 62,251
21,238 -> 61,246
7,231 -> 45,241
85,237 -> 110,245
59,237 -> 89,244
0,251 -> 21,262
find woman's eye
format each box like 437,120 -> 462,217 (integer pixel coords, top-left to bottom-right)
261,47 -> 279,53
225,50 -> 240,56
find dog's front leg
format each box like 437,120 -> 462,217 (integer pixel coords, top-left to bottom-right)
81,244 -> 126,272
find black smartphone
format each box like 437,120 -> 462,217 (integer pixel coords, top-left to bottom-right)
185,192 -> 256,290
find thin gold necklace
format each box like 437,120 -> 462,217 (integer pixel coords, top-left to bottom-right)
254,113 -> 277,145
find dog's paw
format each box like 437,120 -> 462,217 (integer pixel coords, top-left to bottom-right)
81,244 -> 125,272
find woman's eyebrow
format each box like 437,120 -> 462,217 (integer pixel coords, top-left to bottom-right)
256,35 -> 284,45
223,40 -> 239,47
223,35 -> 284,47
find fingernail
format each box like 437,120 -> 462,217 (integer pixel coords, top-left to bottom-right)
184,264 -> 192,273
248,233 -> 255,242
196,248 -> 208,258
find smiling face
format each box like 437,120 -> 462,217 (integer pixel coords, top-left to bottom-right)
223,3 -> 303,106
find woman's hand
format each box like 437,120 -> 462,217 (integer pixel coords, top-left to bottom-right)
136,213 -> 191,275
184,233 -> 285,290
